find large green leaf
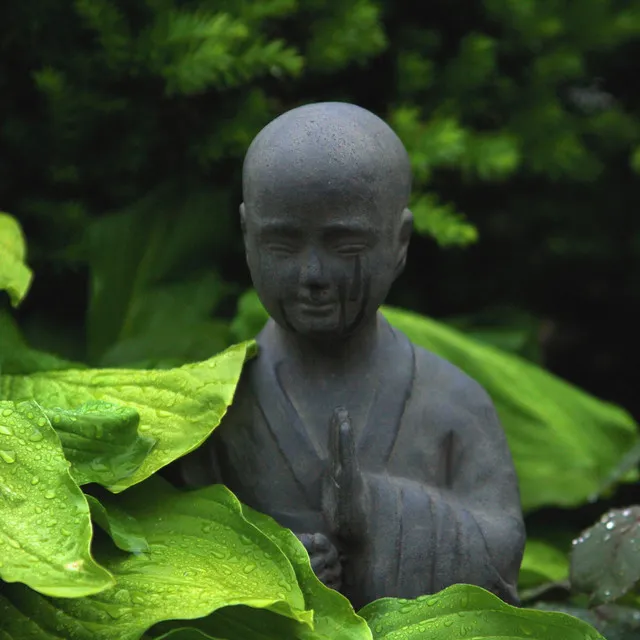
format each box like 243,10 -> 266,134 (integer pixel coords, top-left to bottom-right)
0,401 -> 114,597
85,191 -> 233,362
571,507 -> 640,605
0,478 -> 311,640
0,311 -> 84,375
0,341 -> 256,491
44,402 -> 155,488
0,213 -> 33,307
359,583 -> 605,639
382,306 -> 639,512
87,495 -> 149,553
519,539 -> 569,590
182,505 -> 372,639
230,291 -> 639,511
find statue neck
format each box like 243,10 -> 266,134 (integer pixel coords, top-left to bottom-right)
269,312 -> 382,374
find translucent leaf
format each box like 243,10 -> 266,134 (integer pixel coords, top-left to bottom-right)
87,494 -> 148,553
154,500 -> 372,639
0,213 -> 33,307
0,401 -> 114,597
519,539 -> 569,589
359,583 -> 604,639
1,341 -> 256,491
45,402 -> 154,487
0,479 -> 311,640
571,507 -> 640,605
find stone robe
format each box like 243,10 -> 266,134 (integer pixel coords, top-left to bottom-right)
179,317 -> 525,609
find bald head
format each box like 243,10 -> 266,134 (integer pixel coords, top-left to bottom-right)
242,102 -> 412,216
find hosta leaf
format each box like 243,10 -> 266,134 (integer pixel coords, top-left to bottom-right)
0,213 -> 33,307
0,401 -> 114,597
0,311 -> 83,376
44,402 -> 154,487
154,631 -> 222,640
0,341 -> 256,491
519,538 -> 569,589
382,306 -> 639,512
0,478 -> 311,640
359,583 -> 604,639
87,495 -> 149,553
570,507 -> 640,605
186,505 -> 372,639
85,194 -> 232,362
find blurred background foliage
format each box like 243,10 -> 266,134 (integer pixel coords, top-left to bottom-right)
2,0 -> 640,634
2,0 -> 639,422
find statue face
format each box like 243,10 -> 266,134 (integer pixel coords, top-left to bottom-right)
242,192 -> 409,341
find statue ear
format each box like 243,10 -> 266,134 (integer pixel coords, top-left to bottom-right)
394,207 -> 413,279
239,203 -> 247,237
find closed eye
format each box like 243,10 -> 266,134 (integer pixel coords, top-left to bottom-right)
333,244 -> 368,256
266,242 -> 298,255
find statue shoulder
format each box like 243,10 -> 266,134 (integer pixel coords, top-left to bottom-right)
411,343 -> 496,424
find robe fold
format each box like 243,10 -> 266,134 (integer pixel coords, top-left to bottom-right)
179,317 -> 525,609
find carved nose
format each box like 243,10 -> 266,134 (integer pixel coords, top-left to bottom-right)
299,250 -> 330,294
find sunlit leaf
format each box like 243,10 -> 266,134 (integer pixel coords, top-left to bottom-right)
359,583 -> 604,639
45,402 -> 154,487
0,213 -> 33,307
0,401 -> 114,597
87,495 -> 149,553
0,478 -> 311,640
1,341 -> 256,491
519,538 -> 569,589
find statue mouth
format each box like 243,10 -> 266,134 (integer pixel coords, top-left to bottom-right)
297,300 -> 336,315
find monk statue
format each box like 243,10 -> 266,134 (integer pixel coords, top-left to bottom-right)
178,102 -> 526,609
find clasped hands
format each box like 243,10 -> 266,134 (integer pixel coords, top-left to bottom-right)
295,407 -> 369,591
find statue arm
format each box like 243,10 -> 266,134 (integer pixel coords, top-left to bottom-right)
351,385 -> 525,605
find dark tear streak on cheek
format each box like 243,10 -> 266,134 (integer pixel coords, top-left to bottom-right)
277,261 -> 297,332
349,254 -> 362,302
343,255 -> 370,335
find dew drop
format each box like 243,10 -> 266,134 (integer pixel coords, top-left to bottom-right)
44,490 -> 56,499
0,450 -> 16,464
31,476 -> 40,485
1,409 -> 13,418
0,425 -> 13,436
29,431 -> 44,442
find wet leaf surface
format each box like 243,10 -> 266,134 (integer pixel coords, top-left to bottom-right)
571,506 -> 640,605
0,401 -> 114,597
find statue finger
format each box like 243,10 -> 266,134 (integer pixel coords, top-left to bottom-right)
323,541 -> 340,566
337,413 -> 358,473
295,533 -> 315,553
329,407 -> 350,477
310,553 -> 325,573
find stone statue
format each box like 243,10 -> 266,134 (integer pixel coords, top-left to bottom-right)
178,102 -> 526,609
